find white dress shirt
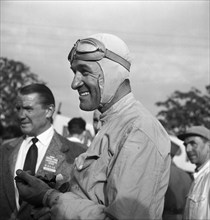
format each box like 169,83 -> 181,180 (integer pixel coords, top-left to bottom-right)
14,126 -> 54,210
67,136 -> 82,143
183,160 -> 210,219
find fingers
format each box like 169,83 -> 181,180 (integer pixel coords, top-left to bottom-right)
15,170 -> 27,184
16,169 -> 23,175
15,169 -> 35,185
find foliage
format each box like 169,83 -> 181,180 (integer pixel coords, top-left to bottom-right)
156,85 -> 210,135
0,57 -> 45,128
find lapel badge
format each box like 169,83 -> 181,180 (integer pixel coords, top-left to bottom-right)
43,155 -> 58,173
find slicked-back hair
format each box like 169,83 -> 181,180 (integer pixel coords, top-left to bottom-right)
19,83 -> 55,107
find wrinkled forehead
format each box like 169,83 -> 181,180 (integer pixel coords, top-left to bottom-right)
16,93 -> 40,105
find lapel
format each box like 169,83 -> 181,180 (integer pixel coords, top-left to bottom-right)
19,132 -> 71,213
36,131 -> 66,177
2,137 -> 24,211
19,132 -> 66,212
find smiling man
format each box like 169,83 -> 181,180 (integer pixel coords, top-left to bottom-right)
70,60 -> 102,111
178,126 -> 210,220
15,33 -> 171,220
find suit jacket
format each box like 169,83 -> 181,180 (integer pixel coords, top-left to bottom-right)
0,131 -> 86,220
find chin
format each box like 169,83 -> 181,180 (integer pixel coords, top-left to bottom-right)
189,159 -> 197,165
80,103 -> 97,111
21,128 -> 32,136
80,106 -> 94,111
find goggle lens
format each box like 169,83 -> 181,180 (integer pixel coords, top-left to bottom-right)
68,38 -> 130,71
76,39 -> 100,53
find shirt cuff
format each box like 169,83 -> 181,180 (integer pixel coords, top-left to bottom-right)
42,189 -> 60,207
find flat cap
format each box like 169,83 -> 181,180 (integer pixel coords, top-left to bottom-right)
177,126 -> 210,141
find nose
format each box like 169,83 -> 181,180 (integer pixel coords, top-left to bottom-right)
185,143 -> 193,152
71,71 -> 84,90
17,108 -> 26,119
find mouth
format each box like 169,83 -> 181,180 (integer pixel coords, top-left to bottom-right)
20,122 -> 30,127
188,154 -> 197,161
80,92 -> 89,96
78,90 -> 90,98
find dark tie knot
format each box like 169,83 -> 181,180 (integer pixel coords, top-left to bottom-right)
32,137 -> 38,144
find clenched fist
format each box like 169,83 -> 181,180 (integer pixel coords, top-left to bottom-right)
15,169 -> 51,207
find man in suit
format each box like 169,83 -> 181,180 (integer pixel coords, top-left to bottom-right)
0,83 -> 85,220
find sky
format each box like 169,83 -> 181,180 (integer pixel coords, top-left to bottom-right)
1,0 -> 209,124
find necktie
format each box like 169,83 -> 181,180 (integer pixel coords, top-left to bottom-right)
23,137 -> 38,176
19,137 -> 38,205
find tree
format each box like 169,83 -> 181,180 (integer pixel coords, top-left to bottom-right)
0,57 -> 45,129
156,85 -> 210,135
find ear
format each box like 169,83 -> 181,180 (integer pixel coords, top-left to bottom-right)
46,104 -> 55,119
207,141 -> 210,149
205,141 -> 210,155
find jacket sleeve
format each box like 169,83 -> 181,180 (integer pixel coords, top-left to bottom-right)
46,191 -> 108,220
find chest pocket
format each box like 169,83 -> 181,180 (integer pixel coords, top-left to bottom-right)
71,141 -> 111,204
188,194 -> 205,202
73,135 -> 112,192
187,193 -> 206,218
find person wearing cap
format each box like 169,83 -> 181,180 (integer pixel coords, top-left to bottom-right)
15,33 -> 171,220
177,125 -> 210,220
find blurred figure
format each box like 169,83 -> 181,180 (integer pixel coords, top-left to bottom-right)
67,117 -> 88,149
0,83 -> 85,220
1,125 -> 23,144
93,109 -> 101,135
178,126 -> 210,220
163,140 -> 193,220
0,122 -> 23,145
67,117 -> 86,143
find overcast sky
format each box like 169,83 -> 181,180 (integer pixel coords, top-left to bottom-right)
1,0 -> 209,123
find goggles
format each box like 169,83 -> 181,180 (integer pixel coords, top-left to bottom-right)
68,38 -> 131,71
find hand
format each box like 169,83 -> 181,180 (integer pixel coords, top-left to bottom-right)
15,169 -> 51,207
36,174 -> 56,188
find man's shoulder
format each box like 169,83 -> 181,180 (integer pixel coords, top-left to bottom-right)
53,131 -> 71,144
127,104 -> 171,155
53,131 -> 86,152
73,141 -> 88,151
65,139 -> 87,152
1,136 -> 23,149
59,138 -> 87,164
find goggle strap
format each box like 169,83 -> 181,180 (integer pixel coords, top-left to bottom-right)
105,49 -> 131,72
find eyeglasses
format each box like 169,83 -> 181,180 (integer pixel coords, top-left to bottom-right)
68,38 -> 131,71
